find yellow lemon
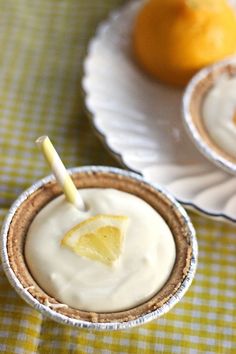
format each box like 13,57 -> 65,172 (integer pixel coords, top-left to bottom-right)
61,214 -> 129,266
133,0 -> 236,86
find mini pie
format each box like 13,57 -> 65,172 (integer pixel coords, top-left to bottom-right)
7,170 -> 193,324
183,59 -> 236,174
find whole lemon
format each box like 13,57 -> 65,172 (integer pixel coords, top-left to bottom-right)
133,0 -> 236,86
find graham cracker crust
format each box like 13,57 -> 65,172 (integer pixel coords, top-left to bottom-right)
189,62 -> 236,165
7,170 -> 192,323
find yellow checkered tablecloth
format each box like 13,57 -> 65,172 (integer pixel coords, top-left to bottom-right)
0,1 -> 235,353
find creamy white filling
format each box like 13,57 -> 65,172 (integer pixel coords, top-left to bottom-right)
203,74 -> 236,159
25,188 -> 176,312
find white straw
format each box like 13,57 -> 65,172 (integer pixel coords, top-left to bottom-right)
36,135 -> 84,210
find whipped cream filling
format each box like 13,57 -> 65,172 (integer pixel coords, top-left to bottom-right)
203,74 -> 236,159
25,188 -> 176,312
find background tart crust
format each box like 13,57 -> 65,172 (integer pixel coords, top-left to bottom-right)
189,63 -> 236,164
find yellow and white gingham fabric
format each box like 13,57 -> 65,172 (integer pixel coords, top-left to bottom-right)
0,1 -> 235,353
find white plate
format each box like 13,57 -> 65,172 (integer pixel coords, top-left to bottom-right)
82,0 -> 236,223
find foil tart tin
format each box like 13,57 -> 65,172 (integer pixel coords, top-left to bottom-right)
0,166 -> 197,330
182,57 -> 236,175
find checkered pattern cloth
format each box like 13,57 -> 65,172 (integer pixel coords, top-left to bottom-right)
0,1 -> 235,353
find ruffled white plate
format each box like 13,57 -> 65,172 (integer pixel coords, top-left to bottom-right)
82,0 -> 236,223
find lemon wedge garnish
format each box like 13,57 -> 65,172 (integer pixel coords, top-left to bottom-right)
61,214 -> 129,266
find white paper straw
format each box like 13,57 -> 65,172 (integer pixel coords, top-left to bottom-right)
36,135 -> 84,209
